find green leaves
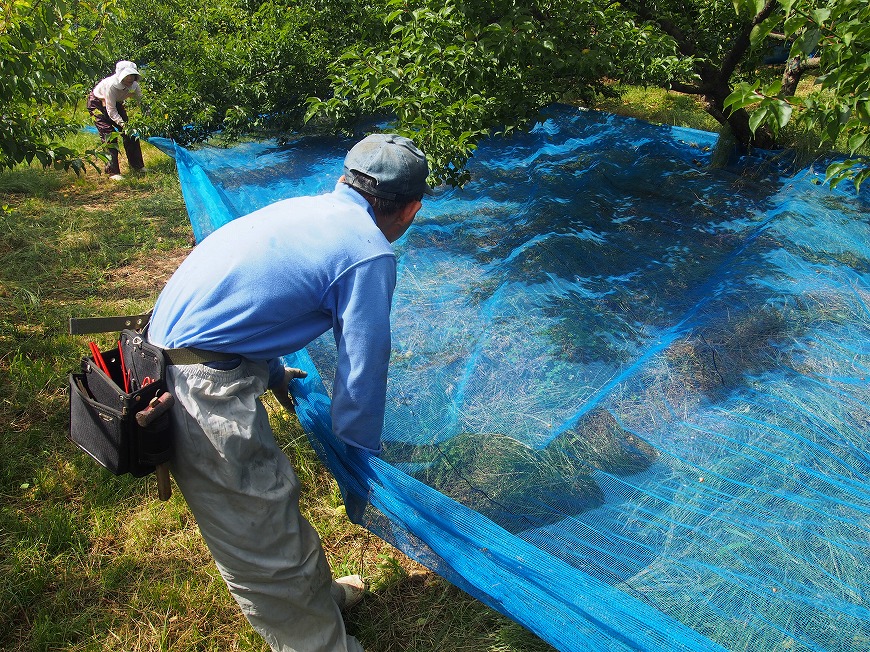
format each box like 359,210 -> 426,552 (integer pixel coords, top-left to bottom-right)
749,14 -> 782,47
724,81 -> 762,114
306,0 -> 688,185
788,0 -> 870,189
725,0 -> 870,190
0,0 -> 114,169
732,0 -> 768,20
306,1 -> 518,184
825,159 -> 865,192
5,0 -> 864,193
726,79 -> 794,137
107,0 -> 378,146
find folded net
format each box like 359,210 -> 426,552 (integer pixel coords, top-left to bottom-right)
167,106 -> 870,652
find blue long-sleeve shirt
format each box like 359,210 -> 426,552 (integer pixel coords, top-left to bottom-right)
148,182 -> 396,453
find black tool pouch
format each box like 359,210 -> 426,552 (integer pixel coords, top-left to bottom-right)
68,329 -> 173,477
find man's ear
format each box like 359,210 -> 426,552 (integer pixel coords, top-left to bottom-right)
397,199 -> 422,227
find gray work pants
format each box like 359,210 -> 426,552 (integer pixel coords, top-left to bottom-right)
165,359 -> 363,652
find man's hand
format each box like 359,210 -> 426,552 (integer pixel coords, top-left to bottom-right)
270,367 -> 308,414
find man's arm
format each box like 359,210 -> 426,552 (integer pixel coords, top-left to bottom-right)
328,257 -> 396,454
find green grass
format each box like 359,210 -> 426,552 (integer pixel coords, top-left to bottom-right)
0,133 -> 555,652
587,85 -> 722,133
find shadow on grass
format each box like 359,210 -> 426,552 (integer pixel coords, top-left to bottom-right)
348,571 -> 556,652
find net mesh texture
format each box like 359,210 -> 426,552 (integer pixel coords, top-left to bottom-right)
160,105 -> 870,652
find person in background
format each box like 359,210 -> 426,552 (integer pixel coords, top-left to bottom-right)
88,60 -> 145,180
146,134 -> 432,652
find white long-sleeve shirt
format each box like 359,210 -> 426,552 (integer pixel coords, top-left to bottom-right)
92,72 -> 142,126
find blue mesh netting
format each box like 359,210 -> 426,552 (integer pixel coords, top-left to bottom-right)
162,105 -> 870,652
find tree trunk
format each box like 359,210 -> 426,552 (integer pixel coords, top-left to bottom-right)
707,84 -> 777,150
671,77 -> 778,150
629,0 -> 782,151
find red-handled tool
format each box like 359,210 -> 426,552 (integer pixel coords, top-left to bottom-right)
88,341 -> 111,376
135,392 -> 175,501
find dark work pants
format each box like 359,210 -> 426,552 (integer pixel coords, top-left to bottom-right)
87,93 -> 144,175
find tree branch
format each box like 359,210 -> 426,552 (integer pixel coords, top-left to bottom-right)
669,81 -> 704,95
781,56 -> 821,96
720,0 -> 779,81
620,0 -> 696,57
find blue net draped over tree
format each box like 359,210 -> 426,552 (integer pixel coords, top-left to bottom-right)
163,106 -> 870,652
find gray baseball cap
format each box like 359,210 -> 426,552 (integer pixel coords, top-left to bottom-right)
344,133 -> 432,201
